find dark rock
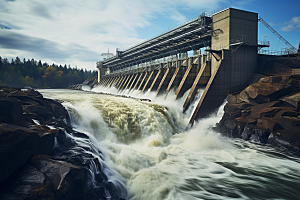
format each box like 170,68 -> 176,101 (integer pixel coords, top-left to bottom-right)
241,126 -> 252,140
31,155 -> 91,200
224,104 -> 241,118
0,123 -> 39,184
0,97 -> 31,126
255,128 -> 270,143
0,164 -> 58,200
69,84 -> 82,90
224,119 -> 236,130
253,94 -> 270,103
267,133 -> 299,152
259,76 -> 282,83
279,116 -> 300,128
241,110 -> 251,118
69,77 -> 98,90
0,123 -> 59,184
0,85 -> 21,97
249,133 -> 260,142
236,125 -> 244,137
7,89 -> 43,99
4,89 -> 70,124
280,92 -> 300,110
217,74 -> 300,152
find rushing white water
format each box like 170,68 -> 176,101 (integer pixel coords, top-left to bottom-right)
40,88 -> 300,200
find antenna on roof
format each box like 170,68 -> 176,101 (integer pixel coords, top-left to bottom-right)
101,49 -> 114,60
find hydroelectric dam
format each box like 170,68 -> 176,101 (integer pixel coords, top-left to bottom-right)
96,7 -> 294,125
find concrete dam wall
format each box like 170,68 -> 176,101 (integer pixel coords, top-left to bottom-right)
96,8 -> 270,125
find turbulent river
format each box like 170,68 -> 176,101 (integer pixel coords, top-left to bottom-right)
39,87 -> 300,200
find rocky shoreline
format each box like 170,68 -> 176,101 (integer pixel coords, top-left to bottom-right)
215,74 -> 300,154
0,86 -> 126,200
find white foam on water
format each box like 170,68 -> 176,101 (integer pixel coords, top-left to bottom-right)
39,89 -> 300,200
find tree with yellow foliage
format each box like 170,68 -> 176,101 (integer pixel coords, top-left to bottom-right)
24,76 -> 34,86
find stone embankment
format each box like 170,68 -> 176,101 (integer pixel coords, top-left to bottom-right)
215,75 -> 300,153
0,86 -> 126,200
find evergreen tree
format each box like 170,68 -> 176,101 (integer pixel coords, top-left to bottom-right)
0,56 -> 2,70
15,56 -> 21,65
0,56 -> 96,88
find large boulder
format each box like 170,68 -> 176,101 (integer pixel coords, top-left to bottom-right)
0,155 -> 90,200
6,89 -> 69,124
0,123 -> 63,184
0,97 -> 31,126
31,155 -> 90,200
280,92 -> 300,111
0,154 -> 126,200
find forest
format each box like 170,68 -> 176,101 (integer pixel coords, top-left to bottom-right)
0,56 -> 97,88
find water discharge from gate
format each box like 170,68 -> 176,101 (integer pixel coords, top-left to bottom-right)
40,88 -> 300,200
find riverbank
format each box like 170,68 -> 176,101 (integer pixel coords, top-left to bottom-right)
0,85 -> 126,200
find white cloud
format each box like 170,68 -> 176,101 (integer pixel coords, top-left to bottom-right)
0,0 -> 223,70
281,16 -> 300,32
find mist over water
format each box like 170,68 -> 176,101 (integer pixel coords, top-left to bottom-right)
40,87 -> 300,200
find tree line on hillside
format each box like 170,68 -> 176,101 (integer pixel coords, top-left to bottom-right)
0,56 -> 97,88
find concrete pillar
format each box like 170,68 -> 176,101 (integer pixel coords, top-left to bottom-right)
164,65 -> 180,99
149,69 -> 161,91
156,68 -> 170,96
114,76 -> 122,87
133,73 -> 143,90
138,72 -> 148,92
117,75 -> 124,89
128,73 -> 139,91
124,74 -> 135,90
98,68 -> 100,83
175,58 -> 192,99
183,61 -> 207,110
189,59 -> 223,125
119,75 -> 129,90
141,72 -> 152,92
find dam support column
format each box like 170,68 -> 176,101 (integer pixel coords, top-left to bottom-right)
175,58 -> 198,99
156,67 -> 170,97
133,72 -> 144,90
164,61 -> 180,99
124,73 -> 135,90
149,69 -> 161,91
183,61 -> 208,111
97,68 -> 100,83
141,71 -> 152,92
138,72 -> 148,91
119,75 -> 129,90
128,73 -> 139,91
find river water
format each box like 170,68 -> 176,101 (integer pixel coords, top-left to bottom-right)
39,87 -> 300,200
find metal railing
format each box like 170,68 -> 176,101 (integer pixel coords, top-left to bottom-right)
258,49 -> 294,55
104,52 -> 210,76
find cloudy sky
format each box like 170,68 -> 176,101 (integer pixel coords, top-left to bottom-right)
0,0 -> 299,71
